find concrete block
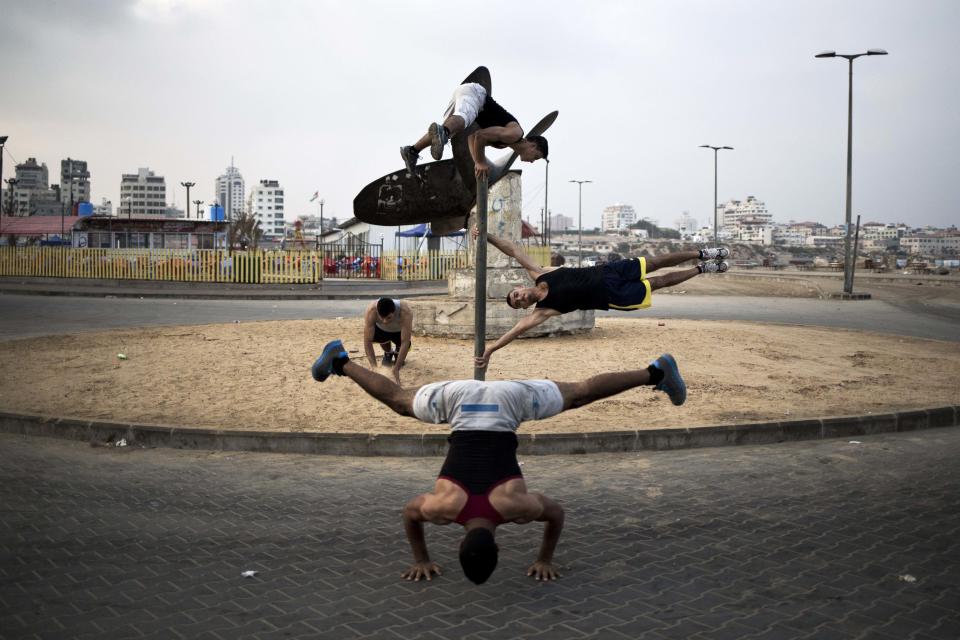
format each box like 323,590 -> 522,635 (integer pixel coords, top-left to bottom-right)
926,406 -> 957,429
896,410 -> 929,432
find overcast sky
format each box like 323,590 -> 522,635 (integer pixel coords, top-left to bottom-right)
2,0 -> 958,230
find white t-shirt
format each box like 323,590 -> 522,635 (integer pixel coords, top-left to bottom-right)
413,380 -> 564,432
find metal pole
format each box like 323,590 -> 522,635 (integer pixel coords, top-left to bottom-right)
713,148 -> 719,245
851,214 -> 861,292
544,160 -> 549,251
473,175 -> 488,381
843,58 -> 855,294
577,184 -> 582,266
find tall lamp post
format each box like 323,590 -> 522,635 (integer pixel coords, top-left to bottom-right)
543,160 -> 550,251
193,199 -> 203,220
698,145 -> 733,245
816,48 -> 888,295
180,181 -> 195,219
0,136 -> 8,217
3,177 -> 17,235
569,179 -> 592,266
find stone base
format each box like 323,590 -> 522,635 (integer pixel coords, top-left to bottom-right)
409,296 -> 595,340
448,267 -> 535,298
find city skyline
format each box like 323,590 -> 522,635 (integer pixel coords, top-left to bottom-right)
2,0 -> 957,230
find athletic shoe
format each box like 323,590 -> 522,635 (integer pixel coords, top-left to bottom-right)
382,352 -> 396,366
650,353 -> 686,406
400,146 -> 419,173
428,122 -> 448,160
699,247 -> 730,260
311,339 -> 348,382
699,260 -> 730,274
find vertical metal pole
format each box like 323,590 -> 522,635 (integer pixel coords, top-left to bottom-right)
713,149 -> 719,246
851,214 -> 861,292
577,184 -> 583,267
843,58 -> 855,294
543,160 -> 549,252
473,175 -> 488,381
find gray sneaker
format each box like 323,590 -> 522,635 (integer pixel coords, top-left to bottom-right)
699,247 -> 730,260
400,146 -> 419,173
699,260 -> 730,274
428,122 -> 448,160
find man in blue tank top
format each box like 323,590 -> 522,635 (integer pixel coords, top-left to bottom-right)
471,228 -> 730,369
310,338 -> 687,584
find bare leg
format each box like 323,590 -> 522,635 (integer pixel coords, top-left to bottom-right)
341,361 -> 417,417
555,369 -> 652,411
648,266 -> 700,291
412,115 -> 466,152
645,251 -> 699,273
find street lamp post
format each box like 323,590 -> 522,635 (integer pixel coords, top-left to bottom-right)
193,199 -> 203,220
816,48 -> 888,294
698,145 -> 733,245
543,160 -> 550,251
0,136 -> 8,218
569,179 -> 592,267
180,181 -> 195,219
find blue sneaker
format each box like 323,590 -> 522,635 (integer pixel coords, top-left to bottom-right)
311,340 -> 348,382
651,353 -> 686,406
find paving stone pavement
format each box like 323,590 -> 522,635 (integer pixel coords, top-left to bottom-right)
1,430 -> 959,640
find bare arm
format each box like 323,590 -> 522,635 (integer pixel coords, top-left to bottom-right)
401,495 -> 441,582
392,305 -> 414,383
472,226 -> 546,280
468,123 -> 523,179
475,308 -> 559,368
527,493 -> 564,581
363,306 -> 378,368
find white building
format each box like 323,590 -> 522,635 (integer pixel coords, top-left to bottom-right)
549,213 -> 573,231
718,196 -> 772,230
253,179 -> 286,237
901,234 -> 960,256
120,168 -> 167,216
675,211 -> 698,235
60,157 -> 91,205
93,198 -> 113,217
9,157 -> 50,215
601,203 -> 636,232
215,162 -> 245,220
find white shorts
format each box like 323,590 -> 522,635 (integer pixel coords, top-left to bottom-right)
413,379 -> 564,433
443,83 -> 487,130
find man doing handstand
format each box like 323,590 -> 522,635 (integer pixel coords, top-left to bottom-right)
310,339 -> 687,584
473,227 -> 731,369
400,81 -> 548,180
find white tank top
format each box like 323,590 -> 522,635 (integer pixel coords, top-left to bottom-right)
375,299 -> 403,332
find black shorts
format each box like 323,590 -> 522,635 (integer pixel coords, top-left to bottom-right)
602,257 -> 652,310
476,95 -> 520,133
373,325 -> 402,349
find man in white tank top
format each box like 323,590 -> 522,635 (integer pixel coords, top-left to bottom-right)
363,297 -> 414,385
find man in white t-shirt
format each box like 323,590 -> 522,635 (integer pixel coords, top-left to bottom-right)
310,338 -> 686,584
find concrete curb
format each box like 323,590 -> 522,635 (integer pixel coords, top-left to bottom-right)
1,406 -> 956,456
0,287 -> 443,301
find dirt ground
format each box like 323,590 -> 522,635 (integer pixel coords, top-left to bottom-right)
1,313 -> 957,434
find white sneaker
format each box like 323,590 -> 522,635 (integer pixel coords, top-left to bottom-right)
699,247 -> 730,260
699,260 -> 729,274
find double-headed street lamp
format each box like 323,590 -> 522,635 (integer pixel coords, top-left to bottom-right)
569,179 -> 592,267
699,145 -> 733,245
816,48 -> 888,294
180,181 -> 195,219
193,199 -> 204,220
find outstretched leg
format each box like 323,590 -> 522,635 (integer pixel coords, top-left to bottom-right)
340,361 -> 417,417
645,251 -> 700,273
554,354 -> 686,409
648,266 -> 701,291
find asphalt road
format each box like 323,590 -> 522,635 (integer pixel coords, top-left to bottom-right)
1,429 -> 958,639
1,292 -> 957,342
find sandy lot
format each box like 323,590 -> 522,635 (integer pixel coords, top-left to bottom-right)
1,317 -> 957,434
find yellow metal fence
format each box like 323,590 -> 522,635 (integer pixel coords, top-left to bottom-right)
0,246 -> 550,283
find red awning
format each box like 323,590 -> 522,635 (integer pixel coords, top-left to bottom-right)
0,215 -> 81,235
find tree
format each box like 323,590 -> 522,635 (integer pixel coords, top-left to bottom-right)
227,190 -> 263,250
